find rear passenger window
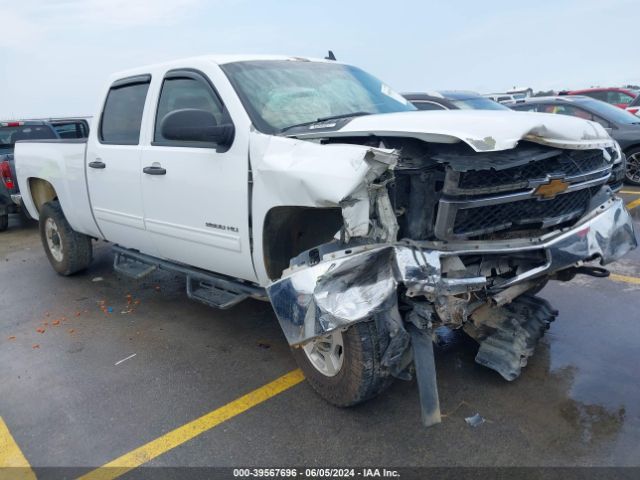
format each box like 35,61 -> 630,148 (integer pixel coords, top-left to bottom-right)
154,74 -> 225,144
100,79 -> 150,145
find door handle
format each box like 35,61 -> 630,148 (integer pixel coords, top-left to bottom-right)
89,161 -> 106,169
143,165 -> 167,175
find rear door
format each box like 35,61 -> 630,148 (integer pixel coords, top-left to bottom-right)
139,68 -> 256,282
86,75 -> 160,255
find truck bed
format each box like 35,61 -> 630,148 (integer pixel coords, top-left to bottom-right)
15,139 -> 102,238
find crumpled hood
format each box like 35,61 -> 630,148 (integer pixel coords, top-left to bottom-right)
294,110 -> 614,152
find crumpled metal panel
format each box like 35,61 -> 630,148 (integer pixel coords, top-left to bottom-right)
291,110 -> 615,153
268,197 -> 636,346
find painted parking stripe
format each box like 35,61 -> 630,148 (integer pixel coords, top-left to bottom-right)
626,198 -> 640,210
78,369 -> 305,480
620,190 -> 640,195
610,273 -> 640,285
0,417 -> 36,480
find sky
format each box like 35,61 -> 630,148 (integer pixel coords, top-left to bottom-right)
0,0 -> 638,119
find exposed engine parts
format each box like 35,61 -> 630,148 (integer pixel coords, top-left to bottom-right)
267,136 -> 637,427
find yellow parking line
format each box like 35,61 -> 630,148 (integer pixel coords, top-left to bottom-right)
620,190 -> 640,195
78,369 -> 305,480
626,198 -> 640,210
610,273 -> 640,285
0,417 -> 36,480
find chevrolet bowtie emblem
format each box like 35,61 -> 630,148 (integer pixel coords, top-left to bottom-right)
534,178 -> 570,199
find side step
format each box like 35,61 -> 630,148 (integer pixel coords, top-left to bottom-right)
112,245 -> 266,309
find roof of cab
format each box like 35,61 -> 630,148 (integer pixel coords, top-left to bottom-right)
110,54 -> 331,80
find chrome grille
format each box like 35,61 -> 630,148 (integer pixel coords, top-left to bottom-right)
451,189 -> 592,237
443,149 -> 611,196
434,146 -> 612,240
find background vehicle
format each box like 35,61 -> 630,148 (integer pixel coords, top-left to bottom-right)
0,118 -> 90,230
509,96 -> 640,185
626,95 -> 640,117
485,92 -> 527,103
403,91 -> 509,111
560,87 -> 639,108
14,56 -> 636,426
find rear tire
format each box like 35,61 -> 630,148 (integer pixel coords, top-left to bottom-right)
624,147 -> 640,186
39,201 -> 93,275
0,213 -> 8,232
291,320 -> 393,407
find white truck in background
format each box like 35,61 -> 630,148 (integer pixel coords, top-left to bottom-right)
15,55 -> 637,426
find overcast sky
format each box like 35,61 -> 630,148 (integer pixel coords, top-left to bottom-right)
1,0 -> 638,119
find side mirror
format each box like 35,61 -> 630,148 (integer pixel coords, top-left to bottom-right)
161,108 -> 234,147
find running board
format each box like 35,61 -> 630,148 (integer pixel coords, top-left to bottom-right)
112,245 -> 266,309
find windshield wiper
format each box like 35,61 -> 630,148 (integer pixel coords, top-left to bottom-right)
279,111 -> 373,133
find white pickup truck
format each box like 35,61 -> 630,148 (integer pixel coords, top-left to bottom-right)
15,55 -> 637,426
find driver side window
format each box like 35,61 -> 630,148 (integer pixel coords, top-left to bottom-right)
154,74 -> 225,144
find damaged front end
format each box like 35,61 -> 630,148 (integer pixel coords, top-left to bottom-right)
257,118 -> 637,427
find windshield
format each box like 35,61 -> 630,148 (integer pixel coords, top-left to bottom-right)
574,98 -> 640,125
450,97 -> 510,111
0,124 -> 58,152
221,60 -> 416,133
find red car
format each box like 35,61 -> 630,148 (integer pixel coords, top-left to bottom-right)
562,87 -> 639,108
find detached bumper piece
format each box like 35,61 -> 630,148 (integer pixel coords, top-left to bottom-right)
472,296 -> 558,381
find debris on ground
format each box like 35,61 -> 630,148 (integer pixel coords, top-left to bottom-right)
32,344 -> 39,349
465,413 -> 486,427
36,328 -> 45,334
257,341 -> 271,349
52,320 -> 60,326
92,277 -> 103,282
114,353 -> 136,366
8,336 -> 16,341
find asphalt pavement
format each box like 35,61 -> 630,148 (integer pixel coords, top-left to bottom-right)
1,188 -> 639,478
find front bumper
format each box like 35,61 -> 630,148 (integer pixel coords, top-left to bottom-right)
268,197 -> 637,346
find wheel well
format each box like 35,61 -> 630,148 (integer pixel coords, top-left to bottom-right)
28,178 -> 57,214
624,144 -> 640,155
263,206 -> 343,280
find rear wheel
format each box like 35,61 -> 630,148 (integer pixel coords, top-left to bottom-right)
625,147 -> 640,186
291,320 -> 393,407
0,213 -> 8,232
39,201 -> 93,275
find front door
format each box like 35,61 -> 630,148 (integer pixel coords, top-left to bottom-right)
140,69 -> 256,282
86,75 -> 159,256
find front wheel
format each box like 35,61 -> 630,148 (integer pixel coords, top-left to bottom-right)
291,320 -> 393,407
624,147 -> 640,186
0,213 -> 8,232
39,201 -> 93,275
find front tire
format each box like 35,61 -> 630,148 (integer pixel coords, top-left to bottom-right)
291,321 -> 393,407
0,213 -> 8,232
624,147 -> 640,186
39,201 -> 93,275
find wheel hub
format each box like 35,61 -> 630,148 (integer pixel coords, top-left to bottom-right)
302,330 -> 345,377
627,153 -> 640,183
45,218 -> 64,262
